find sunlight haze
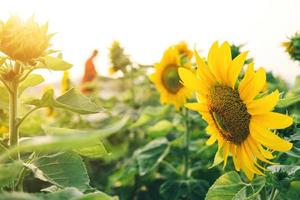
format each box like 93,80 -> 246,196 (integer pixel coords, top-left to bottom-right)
1,0 -> 299,84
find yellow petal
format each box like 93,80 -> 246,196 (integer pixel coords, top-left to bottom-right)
237,145 -> 254,180
252,112 -> 293,129
246,136 -> 275,165
194,50 -> 216,87
247,90 -> 280,115
242,143 -> 264,175
178,67 -> 206,94
227,51 -> 248,88
217,42 -> 231,84
250,121 -> 293,152
206,135 -> 217,145
223,142 -> 230,169
238,63 -> 255,94
239,67 -> 266,102
207,41 -> 222,82
231,145 -> 241,171
185,102 -> 209,113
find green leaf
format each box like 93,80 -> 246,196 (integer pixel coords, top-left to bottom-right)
26,88 -> 104,114
147,120 -> 173,138
287,181 -> 300,199
19,74 -> 44,96
41,56 -> 73,71
209,148 -> 223,169
27,152 -> 90,191
0,187 -> 117,200
75,143 -> 108,159
160,178 -> 208,200
75,191 -> 119,200
134,138 -> 170,176
0,115 -> 129,161
56,88 -> 104,114
205,171 -> 265,200
277,95 -> 300,108
0,162 -> 23,188
130,114 -> 152,128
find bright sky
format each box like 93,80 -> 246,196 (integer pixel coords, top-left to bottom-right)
0,0 -> 299,84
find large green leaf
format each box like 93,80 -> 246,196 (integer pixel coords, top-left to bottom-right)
56,88 -> 104,114
19,74 -> 44,96
134,138 -> 170,176
205,171 -> 265,200
0,115 -> 129,161
39,56 -> 73,71
147,120 -> 173,138
27,151 -> 89,191
0,161 -> 23,188
26,88 -> 104,114
0,187 -> 117,200
160,178 -> 208,200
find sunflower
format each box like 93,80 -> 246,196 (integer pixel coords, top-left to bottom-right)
174,42 -> 193,60
0,16 -> 51,63
150,47 -> 192,109
179,41 -> 293,180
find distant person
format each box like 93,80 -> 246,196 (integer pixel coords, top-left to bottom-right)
81,50 -> 98,94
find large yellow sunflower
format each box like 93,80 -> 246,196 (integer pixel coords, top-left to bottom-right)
150,47 -> 192,109
179,41 -> 293,180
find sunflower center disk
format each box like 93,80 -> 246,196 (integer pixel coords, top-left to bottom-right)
162,65 -> 182,94
209,85 -> 250,144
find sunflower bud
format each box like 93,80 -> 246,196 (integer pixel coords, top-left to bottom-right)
283,33 -> 300,61
0,16 -> 51,63
109,41 -> 131,73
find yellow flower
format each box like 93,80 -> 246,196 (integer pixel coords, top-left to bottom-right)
174,41 -> 193,60
109,66 -> 118,75
0,16 -> 51,63
179,41 -> 293,180
61,70 -> 71,94
150,47 -> 192,109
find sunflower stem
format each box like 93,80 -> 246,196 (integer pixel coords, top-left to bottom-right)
8,78 -> 19,159
183,108 -> 190,178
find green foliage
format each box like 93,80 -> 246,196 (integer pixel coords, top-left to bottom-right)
0,187 -> 118,200
134,138 -> 170,176
205,171 -> 265,200
19,74 -> 44,96
39,56 -> 73,71
0,162 -> 23,188
27,151 -> 90,191
26,88 -> 104,114
284,33 -> 300,61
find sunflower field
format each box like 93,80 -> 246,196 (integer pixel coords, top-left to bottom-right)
0,11 -> 300,200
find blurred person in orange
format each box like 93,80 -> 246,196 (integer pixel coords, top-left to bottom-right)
81,49 -> 99,94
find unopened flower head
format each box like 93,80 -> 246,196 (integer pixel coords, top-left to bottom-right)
0,16 -> 51,63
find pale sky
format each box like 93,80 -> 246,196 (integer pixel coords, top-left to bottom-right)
0,0 -> 299,85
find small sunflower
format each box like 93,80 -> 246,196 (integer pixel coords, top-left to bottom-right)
150,47 -> 192,109
174,42 -> 193,60
0,16 -> 51,63
179,41 -> 293,180
282,33 -> 300,61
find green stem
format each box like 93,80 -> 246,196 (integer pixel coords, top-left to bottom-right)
269,188 -> 279,200
8,79 -> 19,159
128,65 -> 135,107
184,108 -> 190,178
